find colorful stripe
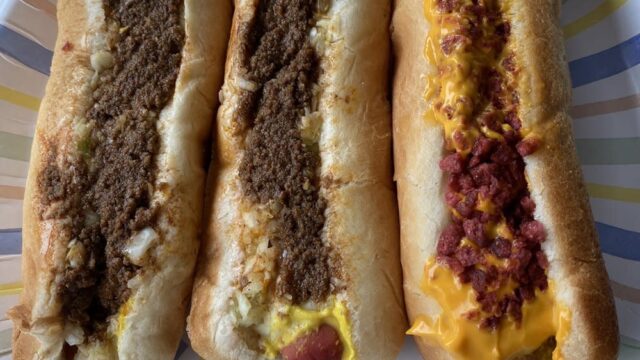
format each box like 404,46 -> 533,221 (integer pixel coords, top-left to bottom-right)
0,131 -> 32,162
0,24 -> 52,75
570,93 -> 640,119
0,185 -> 24,200
569,33 -> 640,87
597,222 -> 640,261
563,0 -> 628,39
0,282 -> 22,296
576,138 -> 640,165
587,183 -> 640,204
21,0 -> 58,19
0,84 -> 41,111
611,279 -> 640,304
0,229 -> 21,256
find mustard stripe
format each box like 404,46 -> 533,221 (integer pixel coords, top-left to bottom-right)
610,279 -> 640,304
587,183 -> 640,204
563,0 -> 628,39
22,0 -> 57,19
570,93 -> 640,119
0,85 -> 41,111
0,282 -> 22,296
0,131 -> 32,162
0,185 -> 25,200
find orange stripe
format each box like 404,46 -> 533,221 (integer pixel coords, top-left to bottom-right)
570,94 -> 640,119
0,185 -> 25,200
610,279 -> 640,304
21,0 -> 57,19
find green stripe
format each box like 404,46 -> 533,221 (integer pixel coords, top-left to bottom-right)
0,131 -> 32,162
576,138 -> 640,165
586,183 -> 640,204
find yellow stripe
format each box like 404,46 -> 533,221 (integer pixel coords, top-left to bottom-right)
587,183 -> 640,204
0,282 -> 22,296
0,85 -> 41,111
563,0 -> 627,39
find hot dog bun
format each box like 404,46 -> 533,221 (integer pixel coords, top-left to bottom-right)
187,0 -> 405,359
8,0 -> 231,358
392,0 -> 618,359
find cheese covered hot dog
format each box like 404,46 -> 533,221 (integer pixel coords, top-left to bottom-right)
392,0 -> 618,359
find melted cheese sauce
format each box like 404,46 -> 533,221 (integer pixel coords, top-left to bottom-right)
263,300 -> 354,360
408,258 -> 571,359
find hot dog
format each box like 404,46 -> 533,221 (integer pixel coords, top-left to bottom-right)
186,0 -> 406,359
391,0 -> 619,359
8,0 -> 231,358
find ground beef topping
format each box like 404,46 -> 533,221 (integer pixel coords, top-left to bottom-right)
37,0 -> 184,337
236,0 -> 331,304
431,0 -> 548,330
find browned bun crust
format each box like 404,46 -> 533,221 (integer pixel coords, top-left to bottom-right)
188,0 -> 406,359
8,0 -> 232,358
391,0 -> 618,359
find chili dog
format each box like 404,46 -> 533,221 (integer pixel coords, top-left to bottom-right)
392,0 -> 618,359
187,0 -> 406,359
8,0 -> 231,358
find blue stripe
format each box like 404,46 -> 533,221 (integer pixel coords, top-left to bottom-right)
569,33 -> 640,88
597,222 -> 640,261
174,339 -> 188,360
0,24 -> 52,75
0,228 -> 21,255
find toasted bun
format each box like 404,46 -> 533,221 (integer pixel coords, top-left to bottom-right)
187,0 -> 406,359
8,0 -> 232,358
392,0 -> 618,359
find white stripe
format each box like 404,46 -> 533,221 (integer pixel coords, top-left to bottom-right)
560,0 -> 603,26
0,256 -> 21,285
0,175 -> 26,188
590,198 -> 640,233
0,199 -> 22,229
582,164 -> 640,189
565,1 -> 640,61
0,1 -> 57,50
603,253 -> 640,289
0,158 -> 29,179
0,58 -> 48,99
572,106 -> 640,139
572,64 -> 640,105
615,299 -> 640,343
0,100 -> 37,137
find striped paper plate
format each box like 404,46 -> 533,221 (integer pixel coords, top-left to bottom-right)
1,0 -> 639,358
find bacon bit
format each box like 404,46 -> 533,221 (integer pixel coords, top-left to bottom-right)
438,255 -> 465,275
441,34 -> 468,55
502,54 -> 516,72
437,223 -> 465,256
62,41 -> 73,52
537,251 -> 549,269
490,237 -> 512,258
517,137 -> 541,156
463,218 -> 489,248
436,0 -> 458,13
504,111 -> 521,131
472,137 -> 496,159
455,190 -> 478,217
455,245 -> 482,267
520,220 -> 546,243
480,316 -> 500,330
519,195 -> 536,215
440,153 -> 466,174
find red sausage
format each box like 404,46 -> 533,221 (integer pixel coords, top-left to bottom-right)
281,324 -> 343,360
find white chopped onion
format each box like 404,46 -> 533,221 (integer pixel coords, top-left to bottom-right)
236,291 -> 251,320
123,227 -> 157,265
90,50 -> 114,73
237,77 -> 258,91
64,324 -> 85,346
